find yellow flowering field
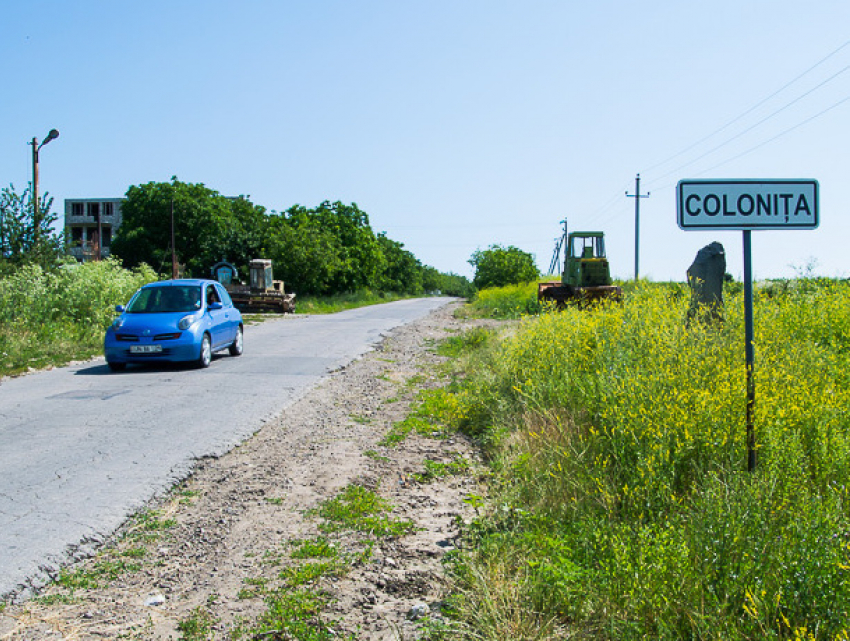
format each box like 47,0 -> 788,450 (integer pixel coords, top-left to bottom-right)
435,280 -> 850,640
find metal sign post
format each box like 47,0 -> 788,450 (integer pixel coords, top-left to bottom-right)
677,179 -> 819,472
742,230 -> 756,471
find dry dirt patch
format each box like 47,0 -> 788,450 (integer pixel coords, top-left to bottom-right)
0,302 -> 491,640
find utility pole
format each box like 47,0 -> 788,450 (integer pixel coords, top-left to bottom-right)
171,198 -> 178,279
547,218 -> 567,276
626,174 -> 649,281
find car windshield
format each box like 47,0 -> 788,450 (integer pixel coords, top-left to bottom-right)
127,285 -> 202,313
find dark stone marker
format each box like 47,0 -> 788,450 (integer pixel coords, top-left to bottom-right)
687,241 -> 725,326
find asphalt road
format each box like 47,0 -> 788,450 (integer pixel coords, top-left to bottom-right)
0,297 -> 454,600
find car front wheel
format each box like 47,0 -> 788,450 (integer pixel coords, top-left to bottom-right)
197,333 -> 212,368
229,326 -> 243,356
107,361 -> 126,372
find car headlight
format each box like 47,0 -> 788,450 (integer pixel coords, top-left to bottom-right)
111,318 -> 125,331
178,314 -> 199,330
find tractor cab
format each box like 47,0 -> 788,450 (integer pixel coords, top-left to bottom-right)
564,232 -> 612,288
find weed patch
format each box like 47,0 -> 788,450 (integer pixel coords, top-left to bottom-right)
177,606 -> 219,641
57,559 -> 141,591
312,484 -> 416,538
412,456 -> 471,483
363,449 -> 390,462
124,509 -> 176,543
234,535 -> 358,640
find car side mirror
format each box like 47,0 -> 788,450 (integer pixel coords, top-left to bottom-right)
115,305 -> 125,313
208,301 -> 223,310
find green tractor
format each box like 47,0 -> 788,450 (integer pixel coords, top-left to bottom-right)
538,230 -> 622,306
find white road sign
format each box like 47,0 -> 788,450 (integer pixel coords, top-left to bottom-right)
677,179 -> 819,230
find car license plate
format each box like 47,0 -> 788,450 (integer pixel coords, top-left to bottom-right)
130,345 -> 162,354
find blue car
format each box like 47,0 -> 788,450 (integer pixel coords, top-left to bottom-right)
104,279 -> 243,371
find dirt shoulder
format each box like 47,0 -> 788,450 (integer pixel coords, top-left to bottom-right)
0,302 -> 489,640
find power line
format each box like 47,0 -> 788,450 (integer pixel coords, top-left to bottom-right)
644,38 -> 850,174
590,180 -> 633,217
695,92 -> 850,176
642,90 -> 850,193
647,63 -> 850,187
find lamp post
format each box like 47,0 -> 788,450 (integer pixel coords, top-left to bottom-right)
29,129 -> 59,247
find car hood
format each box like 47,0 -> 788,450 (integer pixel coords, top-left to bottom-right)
115,311 -> 200,334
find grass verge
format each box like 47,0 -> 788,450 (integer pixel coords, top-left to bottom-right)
418,279 -> 850,640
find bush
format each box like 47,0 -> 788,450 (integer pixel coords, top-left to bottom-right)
0,258 -> 156,375
469,245 -> 539,290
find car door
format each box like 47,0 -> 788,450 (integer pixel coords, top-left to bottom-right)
205,284 -> 229,348
215,283 -> 238,343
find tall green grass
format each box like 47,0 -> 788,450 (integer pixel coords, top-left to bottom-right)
429,280 -> 850,640
0,258 -> 156,375
464,281 -> 540,319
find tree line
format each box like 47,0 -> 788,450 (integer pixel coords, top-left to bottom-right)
1,178 -> 476,297
111,179 -> 474,297
2,177 -> 541,294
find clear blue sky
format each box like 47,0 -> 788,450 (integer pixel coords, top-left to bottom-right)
3,1 -> 848,281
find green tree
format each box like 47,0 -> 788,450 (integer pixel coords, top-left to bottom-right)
423,267 -> 475,297
469,244 -> 539,289
266,201 -> 388,294
311,201 -> 386,292
264,208 -> 343,295
111,178 -> 267,277
377,233 -> 423,294
0,184 -> 63,272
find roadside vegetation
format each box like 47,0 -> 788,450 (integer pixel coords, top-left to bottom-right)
417,278 -> 850,639
0,261 -> 457,379
0,178 -> 477,378
461,280 -> 541,319
0,258 -> 156,376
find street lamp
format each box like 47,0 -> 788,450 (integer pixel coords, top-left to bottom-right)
29,128 -> 59,246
